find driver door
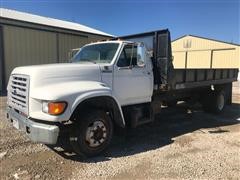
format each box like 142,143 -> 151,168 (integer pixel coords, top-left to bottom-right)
113,44 -> 153,106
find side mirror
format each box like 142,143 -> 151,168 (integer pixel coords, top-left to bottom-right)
137,43 -> 145,66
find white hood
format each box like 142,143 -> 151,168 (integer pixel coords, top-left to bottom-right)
12,63 -> 102,88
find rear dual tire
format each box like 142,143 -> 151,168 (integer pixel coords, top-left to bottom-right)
202,90 -> 226,113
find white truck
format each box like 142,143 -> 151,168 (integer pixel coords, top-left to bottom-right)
6,29 -> 238,156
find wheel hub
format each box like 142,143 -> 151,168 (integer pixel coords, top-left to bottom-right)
86,121 -> 107,148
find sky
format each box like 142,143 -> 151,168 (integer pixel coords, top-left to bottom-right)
1,0 -> 239,44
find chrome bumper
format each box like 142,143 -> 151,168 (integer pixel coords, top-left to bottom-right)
6,107 -> 59,144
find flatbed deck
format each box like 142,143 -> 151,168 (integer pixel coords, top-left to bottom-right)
174,68 -> 238,90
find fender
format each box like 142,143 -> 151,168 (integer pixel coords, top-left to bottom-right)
71,90 -> 125,127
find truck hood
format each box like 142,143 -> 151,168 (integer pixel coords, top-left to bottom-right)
12,63 -> 102,88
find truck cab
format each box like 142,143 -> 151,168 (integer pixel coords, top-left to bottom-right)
71,41 -> 154,105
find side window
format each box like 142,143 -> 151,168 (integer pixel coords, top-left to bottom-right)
117,44 -> 145,68
117,45 -> 137,67
117,49 -> 129,67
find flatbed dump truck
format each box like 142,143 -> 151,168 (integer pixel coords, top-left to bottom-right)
6,29 -> 238,156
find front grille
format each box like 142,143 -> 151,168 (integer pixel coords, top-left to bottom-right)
8,74 -> 30,115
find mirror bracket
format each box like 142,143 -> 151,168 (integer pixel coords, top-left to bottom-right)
118,65 -> 133,70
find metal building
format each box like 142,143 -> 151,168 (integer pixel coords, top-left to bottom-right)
172,35 -> 239,69
0,8 -> 113,95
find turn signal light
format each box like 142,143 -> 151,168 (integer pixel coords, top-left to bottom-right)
48,102 -> 67,115
43,101 -> 67,115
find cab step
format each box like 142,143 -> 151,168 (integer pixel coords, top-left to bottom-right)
129,103 -> 154,128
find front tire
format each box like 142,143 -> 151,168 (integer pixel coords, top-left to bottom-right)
69,110 -> 113,157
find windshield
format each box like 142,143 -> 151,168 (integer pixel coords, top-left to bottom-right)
71,43 -> 119,64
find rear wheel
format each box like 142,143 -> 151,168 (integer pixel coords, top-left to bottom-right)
69,110 -> 113,157
216,91 -> 225,111
202,90 -> 226,113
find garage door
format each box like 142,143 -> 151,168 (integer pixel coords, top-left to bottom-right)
3,25 -> 58,89
58,33 -> 88,63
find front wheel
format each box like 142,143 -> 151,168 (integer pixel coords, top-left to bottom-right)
69,110 -> 113,157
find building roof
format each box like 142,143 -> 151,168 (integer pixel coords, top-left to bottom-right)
172,34 -> 240,47
0,8 -> 113,37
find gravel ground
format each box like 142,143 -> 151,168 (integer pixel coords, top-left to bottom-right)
0,82 -> 240,180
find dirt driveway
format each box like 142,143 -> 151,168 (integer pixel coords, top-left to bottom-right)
0,82 -> 240,180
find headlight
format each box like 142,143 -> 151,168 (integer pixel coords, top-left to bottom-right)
42,101 -> 67,115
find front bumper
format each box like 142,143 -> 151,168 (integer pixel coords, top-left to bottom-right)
6,107 -> 59,144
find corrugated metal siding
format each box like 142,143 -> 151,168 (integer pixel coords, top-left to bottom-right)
172,52 -> 185,68
58,33 -> 88,63
3,25 -> 57,86
88,34 -> 107,43
212,49 -> 239,68
187,51 -> 211,68
172,36 -> 240,69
